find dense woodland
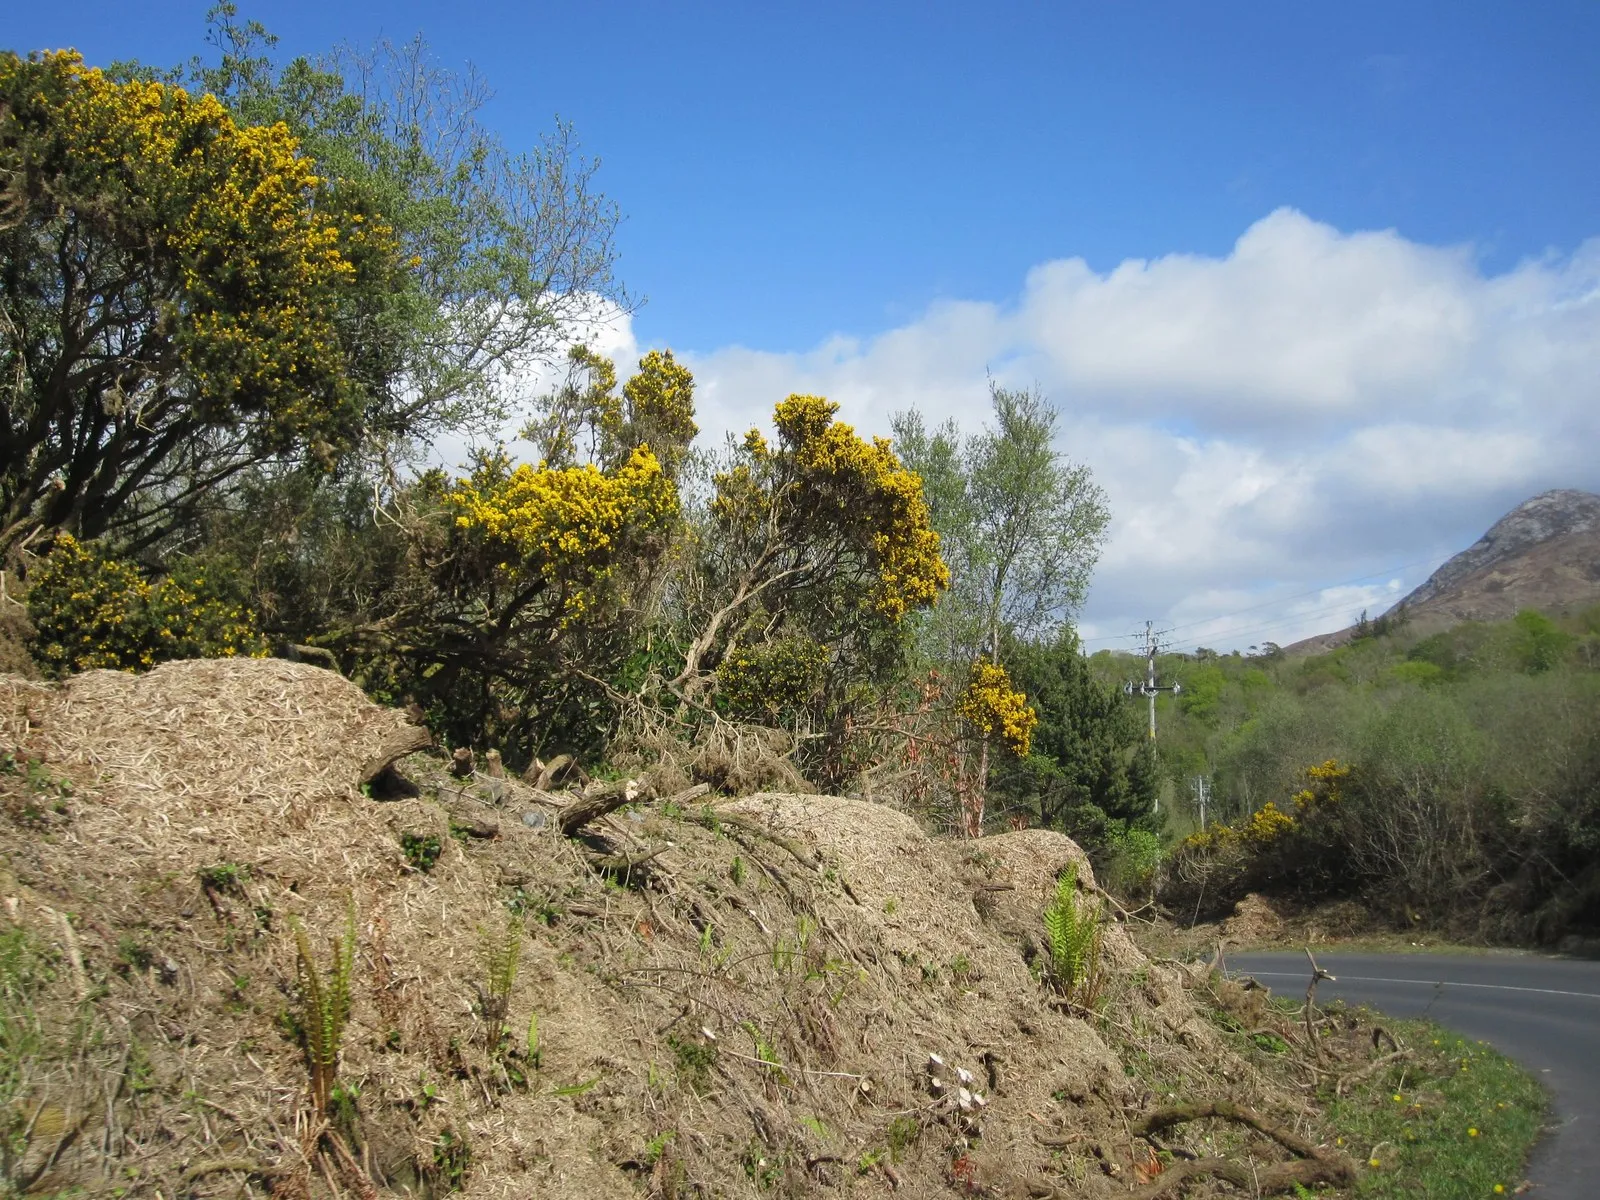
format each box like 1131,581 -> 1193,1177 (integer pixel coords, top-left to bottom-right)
1128,610 -> 1600,943
3,10 -> 1597,945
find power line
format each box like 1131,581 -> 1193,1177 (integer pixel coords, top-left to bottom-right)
1161,595 -> 1401,656
1079,556 -> 1438,647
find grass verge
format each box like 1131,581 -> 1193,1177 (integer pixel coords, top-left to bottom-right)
1328,1017 -> 1546,1199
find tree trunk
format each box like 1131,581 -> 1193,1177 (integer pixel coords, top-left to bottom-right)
968,738 -> 989,838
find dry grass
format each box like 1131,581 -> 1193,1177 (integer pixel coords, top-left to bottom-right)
0,658 -> 1371,1199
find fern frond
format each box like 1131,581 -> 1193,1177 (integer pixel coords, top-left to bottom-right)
479,914 -> 523,1052
291,900 -> 358,1113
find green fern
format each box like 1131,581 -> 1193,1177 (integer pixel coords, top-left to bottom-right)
1042,865 -> 1105,1007
479,914 -> 523,1052
292,901 -> 356,1115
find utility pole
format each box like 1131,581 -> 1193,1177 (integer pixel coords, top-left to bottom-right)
1123,621 -> 1181,740
1123,621 -> 1181,813
1191,775 -> 1210,830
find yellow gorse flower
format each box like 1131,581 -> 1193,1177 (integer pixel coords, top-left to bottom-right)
446,447 -> 677,625
957,658 -> 1038,757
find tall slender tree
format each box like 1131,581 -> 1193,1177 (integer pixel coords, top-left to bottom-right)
894,381 -> 1110,833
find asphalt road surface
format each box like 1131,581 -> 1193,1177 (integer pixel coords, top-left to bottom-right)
1228,952 -> 1600,1200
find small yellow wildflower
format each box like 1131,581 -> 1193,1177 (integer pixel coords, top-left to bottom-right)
1468,1128 -> 1479,1137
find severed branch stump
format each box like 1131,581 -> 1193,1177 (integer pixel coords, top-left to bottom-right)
1303,947 -> 1335,1062
559,778 -> 651,836
357,724 -> 433,799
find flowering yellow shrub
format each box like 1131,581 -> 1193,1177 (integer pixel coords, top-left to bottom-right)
713,395 -> 949,622
777,394 -> 949,620
0,51 -> 395,449
446,447 -> 677,623
527,347 -> 700,478
956,659 -> 1039,757
714,636 -> 829,720
1243,801 -> 1295,845
1180,759 -> 1347,852
622,350 -> 699,475
27,535 -> 266,675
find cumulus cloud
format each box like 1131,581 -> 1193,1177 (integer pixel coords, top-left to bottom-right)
428,297 -> 641,472
674,208 -> 1600,650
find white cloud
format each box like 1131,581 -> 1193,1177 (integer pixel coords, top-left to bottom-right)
671,209 -> 1600,650
428,298 -> 640,471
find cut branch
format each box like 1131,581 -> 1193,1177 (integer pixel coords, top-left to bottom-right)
559,777 -> 650,836
1303,947 -> 1335,1062
1125,1100 -> 1359,1200
357,724 -> 434,787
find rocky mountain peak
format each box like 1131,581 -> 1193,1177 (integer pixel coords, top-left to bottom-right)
1399,489 -> 1600,610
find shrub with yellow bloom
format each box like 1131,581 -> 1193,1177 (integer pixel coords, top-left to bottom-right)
525,346 -> 700,481
0,50 -> 400,554
706,395 -> 949,628
446,446 -> 677,622
27,535 -> 266,675
714,635 -> 830,722
956,659 -> 1039,757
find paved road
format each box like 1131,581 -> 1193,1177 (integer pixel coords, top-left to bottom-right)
1228,952 -> 1600,1200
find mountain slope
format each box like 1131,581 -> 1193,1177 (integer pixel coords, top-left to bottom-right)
1288,489 -> 1600,654
1395,489 -> 1600,623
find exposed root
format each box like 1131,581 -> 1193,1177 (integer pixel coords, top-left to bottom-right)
1125,1100 -> 1359,1199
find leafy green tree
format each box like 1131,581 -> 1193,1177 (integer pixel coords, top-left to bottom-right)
989,629 -> 1159,854
1510,609 -> 1574,674
186,6 -> 627,453
964,385 -> 1109,658
893,382 -> 1110,830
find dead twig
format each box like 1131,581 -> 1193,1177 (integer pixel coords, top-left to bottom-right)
1303,947 -> 1335,1063
1337,1049 -> 1414,1097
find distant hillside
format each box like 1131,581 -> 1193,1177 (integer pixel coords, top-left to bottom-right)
1289,488 -> 1600,654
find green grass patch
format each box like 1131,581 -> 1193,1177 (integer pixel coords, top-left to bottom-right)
1327,1019 -> 1546,1199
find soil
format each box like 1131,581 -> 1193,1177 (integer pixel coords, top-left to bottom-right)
1,658 -> 1387,1198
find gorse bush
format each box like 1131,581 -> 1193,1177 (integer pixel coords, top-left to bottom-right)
957,658 -> 1038,757
27,535 -> 265,675
1162,760 -> 1353,918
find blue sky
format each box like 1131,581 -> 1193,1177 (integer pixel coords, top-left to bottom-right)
10,2 -> 1600,649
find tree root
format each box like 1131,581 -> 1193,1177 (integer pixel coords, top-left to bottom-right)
1124,1152 -> 1355,1199
180,1157 -> 268,1186
1336,1048 -> 1414,1096
701,809 -> 817,870
1122,1100 -> 1358,1200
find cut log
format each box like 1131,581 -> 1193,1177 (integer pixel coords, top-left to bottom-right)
358,725 -> 434,787
559,778 -> 648,836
